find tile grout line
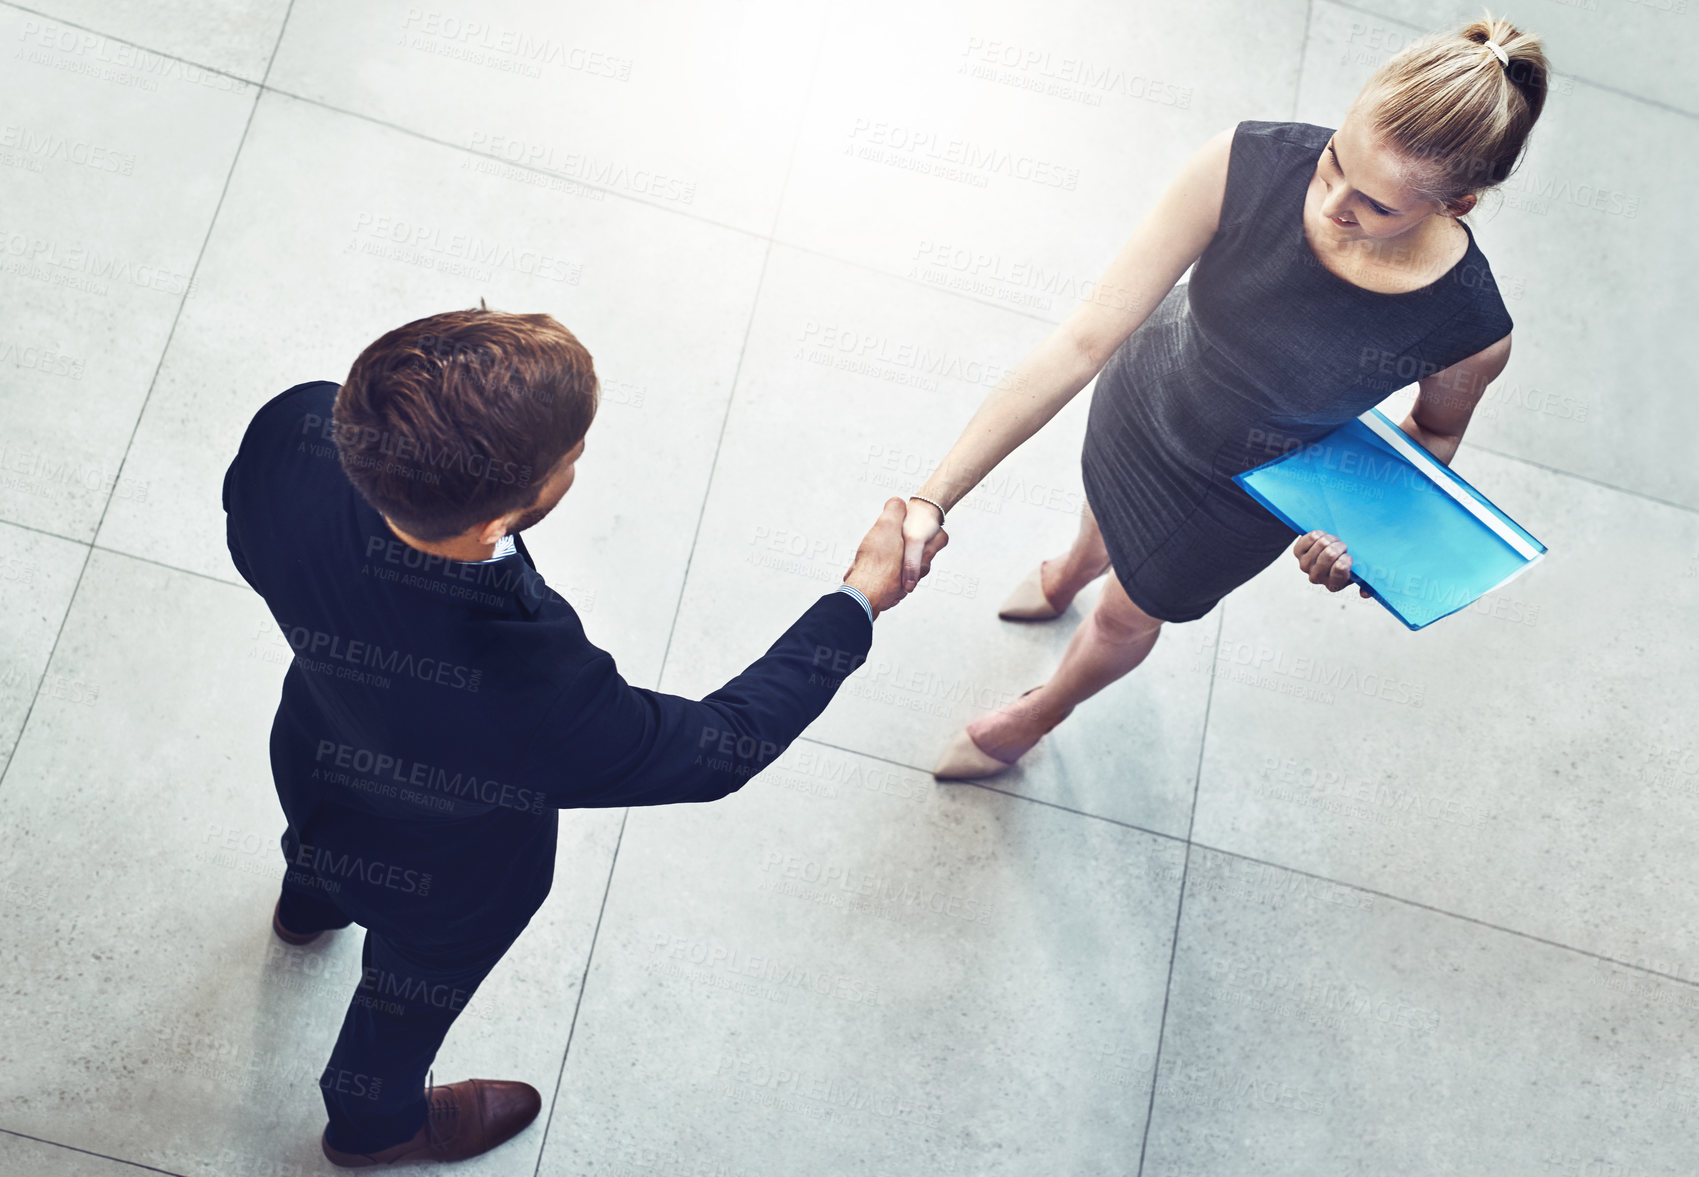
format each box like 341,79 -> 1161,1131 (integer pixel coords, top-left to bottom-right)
8,2 -> 1698,306
1325,0 -> 1699,122
0,2 -> 300,1160
0,54 -> 1686,528
648,231 -> 780,681
10,393 -> 1696,572
1291,0 -> 1316,121
12,515 -> 1699,1001
651,8 -> 831,686
0,1 -> 770,242
530,13 -> 832,1170
0,3 -> 292,808
1137,6 -> 1304,1166
264,84 -> 768,244
1135,610 -> 1222,1177
83,0 -> 295,548
1190,838 -> 1699,993
530,809 -> 629,1177
1441,448 -> 1699,521
0,1 -> 261,83
795,735 -> 1191,845
6,0 -> 1693,125
4,1 -> 1697,1156
804,719 -> 1699,1001
3,7 -> 1694,525
12,527 -> 1699,1001
0,1128 -> 190,1176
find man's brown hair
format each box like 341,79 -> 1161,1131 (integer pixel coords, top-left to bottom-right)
333,305 -> 598,543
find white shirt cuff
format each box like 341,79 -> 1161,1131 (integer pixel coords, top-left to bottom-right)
835,583 -> 874,625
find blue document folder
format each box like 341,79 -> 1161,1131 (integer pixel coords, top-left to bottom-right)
1232,408 -> 1547,630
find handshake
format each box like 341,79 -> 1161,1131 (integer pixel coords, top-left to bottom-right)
839,498 -> 950,620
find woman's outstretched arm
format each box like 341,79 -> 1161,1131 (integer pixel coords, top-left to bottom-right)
901,125 -> 1237,590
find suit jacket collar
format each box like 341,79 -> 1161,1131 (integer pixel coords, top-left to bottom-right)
349,489 -> 550,619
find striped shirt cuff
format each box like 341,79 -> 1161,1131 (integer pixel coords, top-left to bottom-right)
835,583 -> 874,625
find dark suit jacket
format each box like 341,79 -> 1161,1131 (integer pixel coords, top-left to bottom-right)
222,382 -> 872,953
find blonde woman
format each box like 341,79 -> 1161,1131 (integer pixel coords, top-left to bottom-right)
900,17 -> 1549,779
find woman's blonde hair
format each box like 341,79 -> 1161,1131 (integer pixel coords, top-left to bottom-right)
1352,12 -> 1550,211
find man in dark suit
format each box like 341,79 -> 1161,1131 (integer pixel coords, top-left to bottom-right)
221,306 -> 947,1166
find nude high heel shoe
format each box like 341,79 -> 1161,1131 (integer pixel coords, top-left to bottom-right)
933,687 -> 1061,781
932,727 -> 1019,781
997,561 -> 1062,620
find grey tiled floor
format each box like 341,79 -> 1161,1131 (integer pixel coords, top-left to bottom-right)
1,2 -> 1694,1175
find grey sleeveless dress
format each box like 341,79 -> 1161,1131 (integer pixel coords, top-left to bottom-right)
1080,120 -> 1515,623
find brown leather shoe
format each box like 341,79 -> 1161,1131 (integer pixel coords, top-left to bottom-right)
320,1074 -> 542,1166
272,899 -> 323,946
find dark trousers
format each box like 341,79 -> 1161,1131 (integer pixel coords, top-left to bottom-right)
277,874 -> 522,1153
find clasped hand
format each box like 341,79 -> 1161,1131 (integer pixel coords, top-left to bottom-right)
841,498 -> 949,618
1293,530 -> 1372,599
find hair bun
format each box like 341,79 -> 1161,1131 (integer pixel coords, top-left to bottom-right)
1351,11 -> 1550,206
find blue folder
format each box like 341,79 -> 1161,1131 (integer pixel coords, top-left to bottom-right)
1232,408 -> 1547,630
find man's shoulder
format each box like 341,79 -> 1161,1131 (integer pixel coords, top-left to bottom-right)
226,381 -> 349,531
232,381 -> 341,474
246,380 -> 340,443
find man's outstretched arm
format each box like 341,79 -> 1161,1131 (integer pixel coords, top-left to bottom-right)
534,590 -> 871,807
521,498 -> 947,809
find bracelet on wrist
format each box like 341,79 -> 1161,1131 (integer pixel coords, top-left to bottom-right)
909,494 -> 946,527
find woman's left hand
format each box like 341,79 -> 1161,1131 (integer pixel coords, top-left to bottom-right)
1293,530 -> 1371,598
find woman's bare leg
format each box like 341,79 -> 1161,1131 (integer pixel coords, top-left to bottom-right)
967,567 -> 1165,762
1038,501 -> 1114,611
